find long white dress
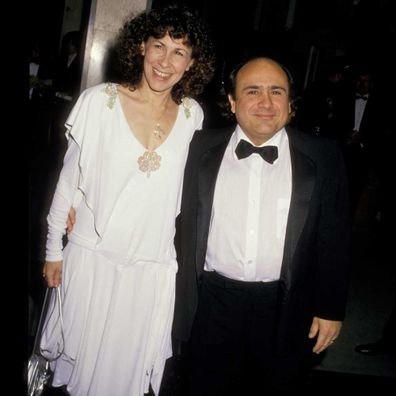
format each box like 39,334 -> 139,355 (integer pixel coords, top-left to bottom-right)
40,83 -> 203,396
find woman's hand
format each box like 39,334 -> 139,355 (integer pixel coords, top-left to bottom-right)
42,261 -> 63,288
42,207 -> 75,288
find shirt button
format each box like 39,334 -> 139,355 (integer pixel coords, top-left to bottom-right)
247,260 -> 253,265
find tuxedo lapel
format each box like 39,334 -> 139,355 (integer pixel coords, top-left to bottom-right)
279,138 -> 316,299
195,140 -> 229,277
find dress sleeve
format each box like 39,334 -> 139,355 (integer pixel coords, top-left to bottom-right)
45,137 -> 80,262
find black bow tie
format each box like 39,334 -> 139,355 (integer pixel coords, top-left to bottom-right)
235,139 -> 278,164
356,94 -> 368,101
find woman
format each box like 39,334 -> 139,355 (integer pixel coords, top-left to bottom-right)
40,5 -> 215,395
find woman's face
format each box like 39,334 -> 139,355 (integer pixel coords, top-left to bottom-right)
141,33 -> 194,93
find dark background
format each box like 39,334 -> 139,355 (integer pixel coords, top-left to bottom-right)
31,0 -> 395,95
154,0 -> 395,88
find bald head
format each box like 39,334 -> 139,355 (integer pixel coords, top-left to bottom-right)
227,57 -> 292,145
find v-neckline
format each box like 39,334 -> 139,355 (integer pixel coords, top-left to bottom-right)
116,86 -> 182,152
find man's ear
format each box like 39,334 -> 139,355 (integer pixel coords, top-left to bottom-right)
287,100 -> 296,123
228,94 -> 236,114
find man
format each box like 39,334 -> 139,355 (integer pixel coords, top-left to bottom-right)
173,57 -> 351,394
343,68 -> 381,218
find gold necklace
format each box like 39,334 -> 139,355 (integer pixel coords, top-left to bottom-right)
153,107 -> 167,140
136,90 -> 170,177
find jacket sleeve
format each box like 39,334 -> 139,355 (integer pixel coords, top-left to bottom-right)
314,142 -> 351,320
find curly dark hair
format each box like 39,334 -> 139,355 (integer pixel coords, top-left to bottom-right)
114,4 -> 216,104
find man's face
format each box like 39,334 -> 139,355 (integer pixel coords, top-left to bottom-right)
228,58 -> 291,145
356,74 -> 371,95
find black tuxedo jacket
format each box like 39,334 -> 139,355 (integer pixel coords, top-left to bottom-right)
173,126 -> 351,356
346,92 -> 383,161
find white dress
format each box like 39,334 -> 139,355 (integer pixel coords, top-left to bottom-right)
40,83 -> 203,396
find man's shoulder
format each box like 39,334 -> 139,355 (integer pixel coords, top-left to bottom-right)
192,125 -> 234,147
287,126 -> 342,165
287,126 -> 338,150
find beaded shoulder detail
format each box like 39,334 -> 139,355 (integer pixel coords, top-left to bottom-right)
181,97 -> 192,119
103,83 -> 118,109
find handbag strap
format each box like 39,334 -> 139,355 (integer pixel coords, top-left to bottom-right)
33,287 -> 65,361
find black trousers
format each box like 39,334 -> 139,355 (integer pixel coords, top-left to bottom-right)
188,271 -> 307,396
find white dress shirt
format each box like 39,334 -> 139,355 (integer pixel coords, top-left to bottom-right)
204,126 -> 292,282
354,94 -> 369,131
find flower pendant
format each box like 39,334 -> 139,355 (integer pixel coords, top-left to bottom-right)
138,150 -> 161,177
182,97 -> 192,119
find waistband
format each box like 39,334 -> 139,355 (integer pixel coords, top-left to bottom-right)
68,233 -> 97,250
203,270 -> 279,292
67,235 -> 177,271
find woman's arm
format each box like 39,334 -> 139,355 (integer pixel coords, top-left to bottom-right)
43,137 -> 80,287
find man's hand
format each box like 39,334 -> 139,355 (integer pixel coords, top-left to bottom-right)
308,317 -> 342,354
66,207 -> 76,233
